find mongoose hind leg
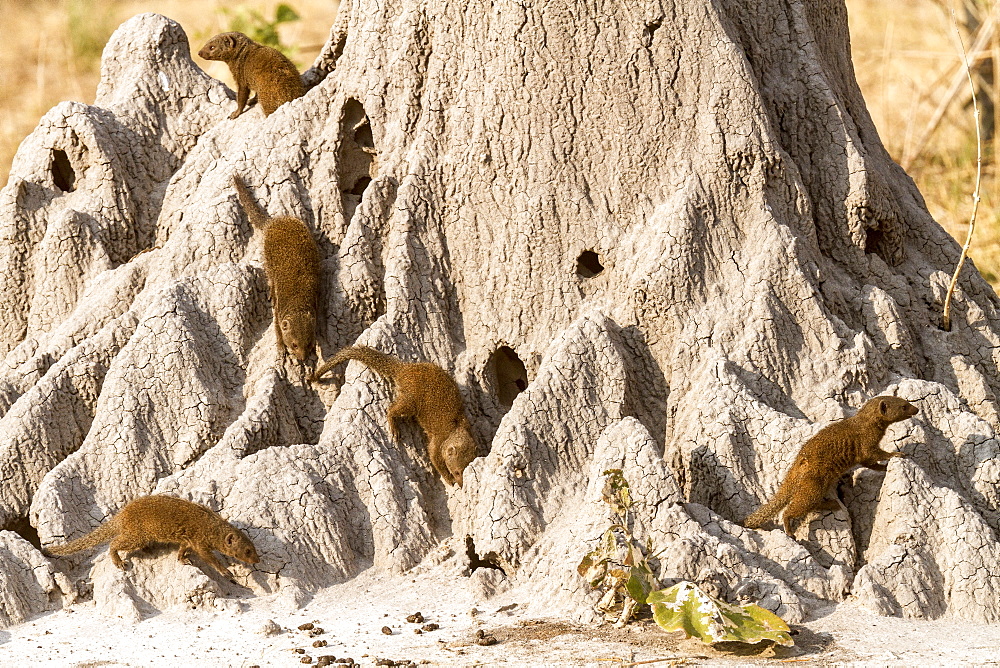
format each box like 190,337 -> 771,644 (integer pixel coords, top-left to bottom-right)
108,534 -> 147,570
780,478 -> 827,535
177,544 -> 193,565
815,498 -> 844,512
781,513 -> 798,536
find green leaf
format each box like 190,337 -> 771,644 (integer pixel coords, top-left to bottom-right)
624,563 -> 658,605
648,582 -> 793,647
275,3 -> 301,23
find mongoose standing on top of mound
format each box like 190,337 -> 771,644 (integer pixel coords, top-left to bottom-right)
45,495 -> 259,581
233,174 -> 320,362
312,345 -> 479,487
198,32 -> 305,119
744,396 -> 919,535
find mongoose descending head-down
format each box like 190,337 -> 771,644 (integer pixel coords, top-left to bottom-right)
45,495 -> 260,580
744,396 -> 918,535
233,174 -> 321,362
312,345 -> 479,487
198,31 -> 305,119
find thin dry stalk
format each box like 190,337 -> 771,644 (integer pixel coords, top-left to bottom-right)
942,9 -> 984,331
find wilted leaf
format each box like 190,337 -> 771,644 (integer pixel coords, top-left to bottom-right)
601,468 -> 631,517
576,551 -> 608,587
648,581 -> 793,647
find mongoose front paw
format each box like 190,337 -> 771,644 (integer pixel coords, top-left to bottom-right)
229,110 -> 241,120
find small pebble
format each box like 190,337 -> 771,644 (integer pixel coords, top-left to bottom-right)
301,657 -> 313,664
414,629 -> 422,635
316,657 -> 336,667
476,635 -> 498,646
381,626 -> 393,635
313,639 -> 328,647
406,612 -> 424,624
294,648 -> 306,654
421,623 -> 439,632
258,619 -> 282,636
308,628 -> 326,637
299,623 -> 315,631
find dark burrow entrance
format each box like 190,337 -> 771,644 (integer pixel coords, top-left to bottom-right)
490,346 -> 528,408
576,250 -> 604,278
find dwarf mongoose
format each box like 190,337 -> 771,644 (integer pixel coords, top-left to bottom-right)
744,396 -> 918,535
198,31 -> 305,119
233,174 -> 320,362
312,345 -> 479,487
45,495 -> 259,580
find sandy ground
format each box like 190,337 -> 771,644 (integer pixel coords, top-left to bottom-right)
3,557 -> 1000,668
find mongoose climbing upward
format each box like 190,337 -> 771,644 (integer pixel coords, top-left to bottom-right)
45,495 -> 259,580
198,31 -> 305,119
312,345 -> 479,487
744,396 -> 919,535
233,174 -> 320,362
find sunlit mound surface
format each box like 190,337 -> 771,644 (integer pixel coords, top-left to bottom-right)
1,2 -> 1000,630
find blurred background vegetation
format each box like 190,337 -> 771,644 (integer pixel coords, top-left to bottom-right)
0,0 -> 995,289
849,0 -> 998,287
0,0 -> 333,186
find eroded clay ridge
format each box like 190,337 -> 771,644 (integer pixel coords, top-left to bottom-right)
1,1 -> 1000,629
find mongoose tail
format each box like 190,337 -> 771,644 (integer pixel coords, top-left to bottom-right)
311,345 -> 402,383
44,521 -> 118,556
743,481 -> 794,529
232,174 -> 269,229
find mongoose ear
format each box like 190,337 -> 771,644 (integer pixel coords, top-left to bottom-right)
879,400 -> 888,415
224,34 -> 237,48
225,531 -> 237,546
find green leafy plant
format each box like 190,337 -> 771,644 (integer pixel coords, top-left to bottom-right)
578,470 -> 794,647
648,581 -> 793,646
223,3 -> 301,61
66,0 -> 116,71
577,469 -> 661,626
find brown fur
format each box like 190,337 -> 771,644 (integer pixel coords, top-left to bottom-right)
744,396 -> 919,535
312,345 -> 479,486
45,495 -> 259,580
233,174 -> 320,362
198,32 -> 305,119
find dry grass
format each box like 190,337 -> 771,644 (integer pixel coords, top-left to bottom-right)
847,0 -> 1000,287
0,0 -> 336,188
